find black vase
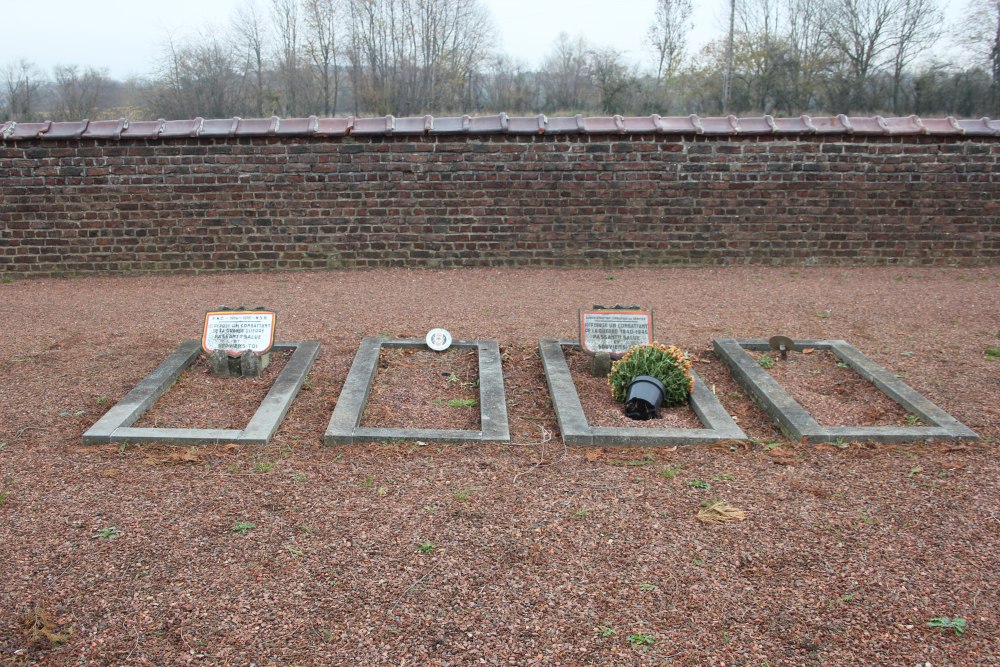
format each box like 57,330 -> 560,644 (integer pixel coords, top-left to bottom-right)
624,375 -> 666,420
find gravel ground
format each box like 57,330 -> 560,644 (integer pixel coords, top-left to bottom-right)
0,266 -> 998,666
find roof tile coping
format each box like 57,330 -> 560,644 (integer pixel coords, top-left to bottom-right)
1,114 -> 995,141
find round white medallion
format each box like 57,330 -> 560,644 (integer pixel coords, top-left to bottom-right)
425,328 -> 452,351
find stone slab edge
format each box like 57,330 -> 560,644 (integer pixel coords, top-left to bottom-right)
82,340 -> 320,445
714,338 -> 978,443
539,339 -> 746,447
324,338 -> 510,445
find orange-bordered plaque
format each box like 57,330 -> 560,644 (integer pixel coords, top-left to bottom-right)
578,309 -> 654,359
202,310 -> 277,355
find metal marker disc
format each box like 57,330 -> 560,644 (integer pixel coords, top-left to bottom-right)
426,328 -> 453,351
768,335 -> 795,352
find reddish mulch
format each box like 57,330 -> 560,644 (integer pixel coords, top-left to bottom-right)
135,351 -> 292,430
0,267 -> 998,666
565,346 -> 702,429
361,348 -> 481,431
751,349 -> 912,427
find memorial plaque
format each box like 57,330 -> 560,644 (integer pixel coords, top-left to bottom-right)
202,310 -> 277,355
578,308 -> 654,358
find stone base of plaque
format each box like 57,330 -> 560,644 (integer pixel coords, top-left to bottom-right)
588,351 -> 611,377
208,349 -> 271,378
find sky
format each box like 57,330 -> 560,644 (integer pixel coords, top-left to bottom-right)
0,0 -> 972,80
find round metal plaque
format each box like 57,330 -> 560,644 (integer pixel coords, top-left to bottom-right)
426,328 -> 453,351
768,335 -> 795,352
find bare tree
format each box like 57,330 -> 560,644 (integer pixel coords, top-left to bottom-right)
1,59 -> 44,121
821,0 -> 903,111
51,65 -> 111,120
479,54 -> 538,113
887,0 -> 942,113
958,0 -> 1000,114
646,0 -> 693,85
303,0 -> 342,116
232,0 -> 272,116
272,0 -> 304,115
539,33 -> 593,112
149,33 -> 251,119
589,47 -> 637,113
785,0 -> 833,111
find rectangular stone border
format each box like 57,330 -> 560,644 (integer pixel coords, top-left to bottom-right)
323,338 -> 510,445
538,339 -> 746,446
82,340 -> 320,445
713,338 -> 978,444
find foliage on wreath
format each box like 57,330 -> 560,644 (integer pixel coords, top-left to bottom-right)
608,343 -> 694,407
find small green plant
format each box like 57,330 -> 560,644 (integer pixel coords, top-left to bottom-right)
712,473 -> 735,482
926,617 -> 967,635
610,454 -> 655,467
639,583 -> 658,592
984,346 -> 1000,361
0,490 -> 10,507
232,521 -> 255,535
606,275 -> 616,281
763,441 -> 782,450
757,354 -> 775,368
361,475 -> 374,488
418,541 -> 436,554
253,460 -> 275,474
687,480 -> 711,490
627,632 -> 655,649
92,526 -> 121,541
828,592 -> 857,607
572,508 -> 589,519
836,361 -> 849,368
661,465 -> 682,479
447,373 -> 460,385
285,544 -> 305,557
609,343 -> 694,406
831,437 -> 850,448
595,625 -> 615,638
908,466 -> 923,477
0,276 -> 12,284
452,488 -> 476,501
816,309 -> 831,319
905,414 -> 922,425
96,395 -> 108,406
446,398 -> 477,408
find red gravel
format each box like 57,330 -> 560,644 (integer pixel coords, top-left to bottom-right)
751,349 -> 913,427
0,267 -> 998,666
362,348 -> 481,431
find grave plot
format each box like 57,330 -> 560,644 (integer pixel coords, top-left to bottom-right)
82,340 -> 320,445
538,339 -> 746,446
324,337 -> 510,444
713,338 -> 978,444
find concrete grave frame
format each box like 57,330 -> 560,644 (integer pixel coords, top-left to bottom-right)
324,337 -> 510,445
538,339 -> 746,446
713,338 -> 978,444
82,340 -> 320,445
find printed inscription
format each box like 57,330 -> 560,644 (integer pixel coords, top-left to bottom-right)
202,311 -> 276,355
579,310 -> 653,357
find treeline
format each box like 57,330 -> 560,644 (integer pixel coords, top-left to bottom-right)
2,0 -> 999,122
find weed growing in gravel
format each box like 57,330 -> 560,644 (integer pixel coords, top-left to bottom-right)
985,347 -> 1000,361
285,544 -> 305,557
816,309 -> 831,319
831,438 -> 850,448
836,361 -> 849,369
687,480 -> 711,490
610,455 -> 655,467
828,593 -> 857,607
0,441 -> 6,452
92,527 -> 121,540
0,490 -> 9,507
595,625 -> 615,638
712,473 -> 735,482
361,476 -> 374,489
661,466 -> 682,479
908,466 -> 923,477
96,395 -> 108,406
572,508 -> 589,519
232,521 -> 255,535
452,488 -> 476,501
22,605 -> 72,646
0,276 -> 12,284
905,414 -> 922,425
418,541 -> 436,554
639,583 -> 658,592
447,398 -> 477,408
254,460 -> 275,473
757,354 -> 775,368
627,632 -> 655,649
226,464 -> 241,473
927,616 -> 967,635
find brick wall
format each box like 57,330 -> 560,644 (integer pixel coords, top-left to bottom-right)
1,134 -> 998,276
